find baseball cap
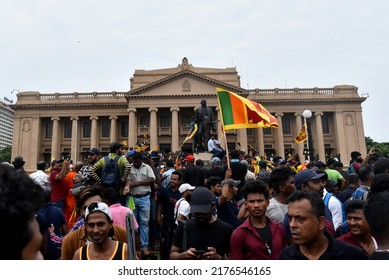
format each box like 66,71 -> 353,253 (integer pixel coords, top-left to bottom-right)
221,179 -> 241,187
179,183 -> 196,193
295,169 -> 326,189
185,155 -> 195,162
87,148 -> 100,155
51,159 -> 63,166
85,202 -> 112,221
314,161 -> 327,168
210,157 -> 221,163
150,151 -> 160,159
190,187 -> 214,214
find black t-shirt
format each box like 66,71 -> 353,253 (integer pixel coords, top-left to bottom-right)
172,218 -> 233,257
158,187 -> 182,225
205,167 -> 225,180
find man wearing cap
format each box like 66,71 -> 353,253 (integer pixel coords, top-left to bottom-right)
73,148 -> 101,186
72,201 -> 129,260
217,179 -> 243,229
315,160 -> 346,191
89,142 -> 131,203
182,155 -> 205,187
205,157 -> 224,181
174,183 -> 196,225
50,158 -> 70,210
170,187 -> 233,260
282,169 -> 335,244
12,156 -> 26,172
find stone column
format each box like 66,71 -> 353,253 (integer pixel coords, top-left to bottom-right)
109,115 -> 118,143
149,107 -> 158,150
275,113 -> 285,158
128,108 -> 137,149
255,128 -> 265,157
237,129 -> 248,154
315,112 -> 325,161
70,116 -> 79,161
294,113 -> 304,163
334,111 -> 348,165
51,117 -> 60,160
170,107 -> 180,152
90,116 -> 99,148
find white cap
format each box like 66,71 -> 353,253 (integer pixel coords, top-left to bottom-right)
179,183 -> 196,193
85,201 -> 112,220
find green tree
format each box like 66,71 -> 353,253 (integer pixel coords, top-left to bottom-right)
0,145 -> 12,163
365,137 -> 389,158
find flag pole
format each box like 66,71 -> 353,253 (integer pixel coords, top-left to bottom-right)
222,129 -> 230,170
304,117 -> 310,162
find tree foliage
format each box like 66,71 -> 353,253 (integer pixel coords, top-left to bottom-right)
365,137 -> 389,158
0,145 -> 12,163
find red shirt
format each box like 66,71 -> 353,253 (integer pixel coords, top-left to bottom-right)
50,168 -> 69,202
230,216 -> 287,260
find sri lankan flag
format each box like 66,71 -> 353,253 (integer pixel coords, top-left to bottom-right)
181,123 -> 198,147
216,88 -> 278,130
295,125 -> 307,143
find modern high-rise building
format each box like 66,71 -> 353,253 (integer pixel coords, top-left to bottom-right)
0,99 -> 14,150
10,58 -> 367,172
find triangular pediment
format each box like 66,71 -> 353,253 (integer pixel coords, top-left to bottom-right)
125,70 -> 246,99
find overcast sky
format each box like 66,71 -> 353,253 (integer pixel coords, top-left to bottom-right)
1,0 -> 388,142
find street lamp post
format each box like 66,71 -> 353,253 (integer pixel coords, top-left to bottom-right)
302,110 -> 314,162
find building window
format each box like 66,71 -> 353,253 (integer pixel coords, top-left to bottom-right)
181,115 -> 192,126
282,117 -> 291,135
83,121 -> 91,138
160,116 -> 170,127
45,122 -> 53,139
101,120 -> 110,138
120,120 -> 128,137
322,115 -> 330,134
63,121 -> 72,138
139,116 -> 149,127
263,127 -> 272,135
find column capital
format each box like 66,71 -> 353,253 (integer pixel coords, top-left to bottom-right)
315,111 -> 324,116
148,107 -> 158,113
127,108 -> 137,113
89,116 -> 99,121
70,116 -> 79,121
109,115 -> 118,120
170,107 -> 180,112
275,112 -> 284,117
51,117 -> 60,121
294,112 -> 302,117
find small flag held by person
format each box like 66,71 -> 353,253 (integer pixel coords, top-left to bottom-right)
295,125 -> 308,143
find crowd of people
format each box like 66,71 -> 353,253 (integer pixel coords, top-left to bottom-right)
2,142 -> 389,260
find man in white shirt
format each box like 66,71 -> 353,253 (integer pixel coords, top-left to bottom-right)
207,133 -> 226,160
30,161 -> 52,191
174,183 -> 196,225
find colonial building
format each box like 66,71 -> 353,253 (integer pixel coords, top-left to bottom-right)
11,58 -> 367,172
0,99 -> 14,149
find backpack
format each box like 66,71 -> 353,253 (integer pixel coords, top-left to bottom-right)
101,155 -> 121,189
324,192 -> 348,236
347,162 -> 357,175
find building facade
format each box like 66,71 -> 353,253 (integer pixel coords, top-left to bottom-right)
0,100 -> 14,149
11,58 -> 367,172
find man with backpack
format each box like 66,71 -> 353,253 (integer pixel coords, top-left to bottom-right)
89,142 -> 131,205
